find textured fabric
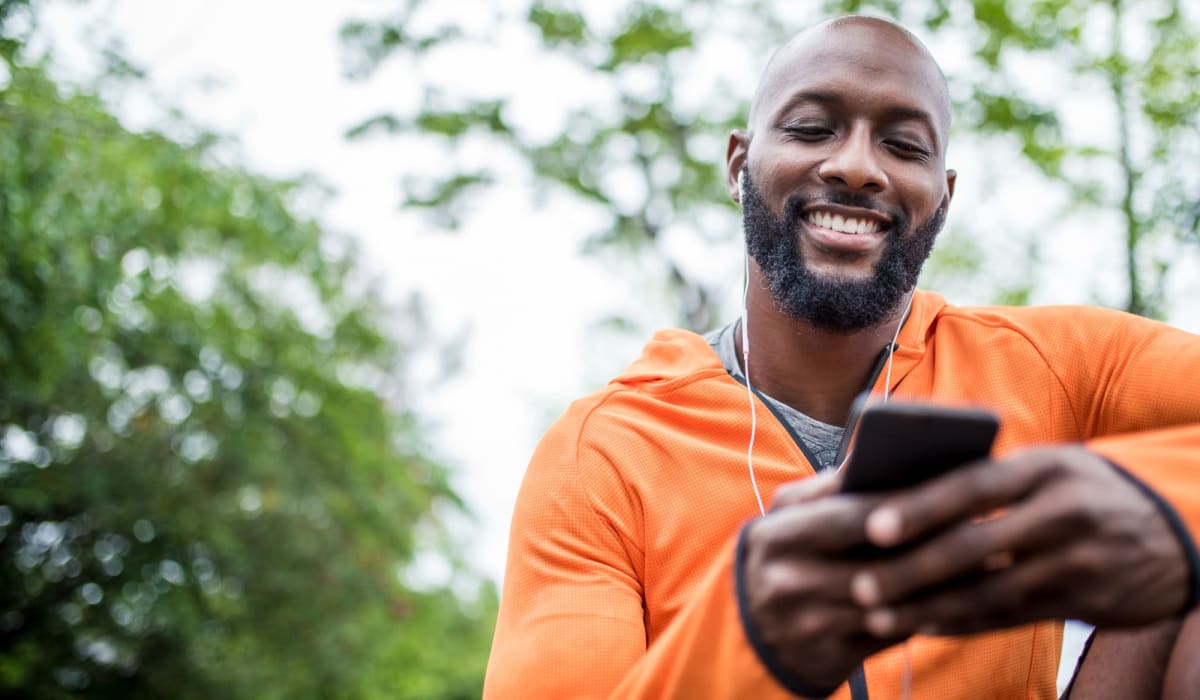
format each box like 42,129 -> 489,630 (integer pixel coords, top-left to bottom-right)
706,322 -> 846,470
484,290 -> 1200,699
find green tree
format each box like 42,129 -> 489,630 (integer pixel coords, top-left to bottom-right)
342,0 -> 1198,324
0,7 -> 494,699
827,0 -> 1200,317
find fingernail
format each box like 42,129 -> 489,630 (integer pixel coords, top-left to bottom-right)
867,507 -> 902,546
851,571 -> 881,606
865,608 -> 896,637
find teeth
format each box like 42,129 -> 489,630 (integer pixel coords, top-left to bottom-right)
807,211 -> 880,235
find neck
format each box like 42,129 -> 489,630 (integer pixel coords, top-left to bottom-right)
737,274 -> 912,426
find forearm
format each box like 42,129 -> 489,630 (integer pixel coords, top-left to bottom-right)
486,538 -> 805,699
1089,427 -> 1200,611
1063,621 -> 1181,699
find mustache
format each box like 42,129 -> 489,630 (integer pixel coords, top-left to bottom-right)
783,191 -> 902,227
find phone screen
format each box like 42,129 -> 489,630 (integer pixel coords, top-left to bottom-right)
839,399 -> 999,494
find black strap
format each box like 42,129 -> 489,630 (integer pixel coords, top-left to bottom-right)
848,664 -> 869,700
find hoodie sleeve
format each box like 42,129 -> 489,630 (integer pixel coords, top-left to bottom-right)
482,398 -> 807,699
1062,310 -> 1200,607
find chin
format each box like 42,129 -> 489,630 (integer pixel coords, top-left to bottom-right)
804,262 -> 877,282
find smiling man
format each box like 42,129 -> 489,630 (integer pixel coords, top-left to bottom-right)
484,16 -> 1200,699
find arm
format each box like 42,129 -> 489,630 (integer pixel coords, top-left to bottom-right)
1075,311 -> 1200,551
838,313 -> 1200,637
1063,622 -> 1182,699
484,408 -> 842,698
483,412 -> 647,698
485,406 -> 893,698
1162,607 -> 1200,697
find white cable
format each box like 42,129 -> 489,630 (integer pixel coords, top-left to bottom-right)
886,291 -> 917,700
882,291 -> 915,403
739,173 -> 766,517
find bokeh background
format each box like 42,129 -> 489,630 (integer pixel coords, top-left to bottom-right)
2,0 -> 1198,696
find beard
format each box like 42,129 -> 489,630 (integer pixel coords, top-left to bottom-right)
741,168 -> 946,334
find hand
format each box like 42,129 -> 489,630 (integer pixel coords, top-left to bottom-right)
846,445 -> 1190,637
741,471 -> 908,692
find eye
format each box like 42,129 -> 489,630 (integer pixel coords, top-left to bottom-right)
781,125 -> 833,142
885,139 -> 932,161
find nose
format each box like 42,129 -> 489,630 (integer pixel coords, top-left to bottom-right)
817,124 -> 888,192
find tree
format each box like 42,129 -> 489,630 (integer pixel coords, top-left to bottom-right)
0,6 -> 494,698
827,0 -> 1200,317
341,0 -> 1199,325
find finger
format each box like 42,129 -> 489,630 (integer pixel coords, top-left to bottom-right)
853,491 -> 1078,606
768,602 -> 874,642
753,551 -> 862,608
755,493 -> 883,554
864,448 -> 1061,548
770,470 -> 843,510
861,548 -> 1074,638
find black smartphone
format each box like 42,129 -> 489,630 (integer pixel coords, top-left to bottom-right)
839,398 -> 999,494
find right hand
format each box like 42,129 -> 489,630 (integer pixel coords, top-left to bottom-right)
742,471 -> 908,693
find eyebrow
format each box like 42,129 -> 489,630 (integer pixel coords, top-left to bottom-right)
772,90 -> 942,150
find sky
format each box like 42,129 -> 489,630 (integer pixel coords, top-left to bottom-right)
31,0 -> 1199,686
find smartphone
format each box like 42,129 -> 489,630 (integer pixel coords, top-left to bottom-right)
839,398 -> 999,494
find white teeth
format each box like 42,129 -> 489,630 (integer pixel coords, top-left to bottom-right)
807,211 -> 880,235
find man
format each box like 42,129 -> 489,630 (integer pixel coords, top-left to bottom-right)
484,15 -> 1200,699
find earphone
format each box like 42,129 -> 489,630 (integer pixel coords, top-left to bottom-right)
738,171 -> 767,516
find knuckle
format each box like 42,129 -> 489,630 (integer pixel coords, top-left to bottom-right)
757,562 -> 796,603
770,480 -> 811,508
1069,546 -> 1108,579
751,516 -> 794,558
758,561 -> 820,607
794,609 -> 830,638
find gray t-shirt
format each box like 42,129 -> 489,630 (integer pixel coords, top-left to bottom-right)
705,322 -> 845,470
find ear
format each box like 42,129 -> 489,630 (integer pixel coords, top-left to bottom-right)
945,168 -> 957,204
726,130 -> 749,205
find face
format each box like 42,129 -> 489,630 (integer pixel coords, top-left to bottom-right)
727,19 -> 956,332
741,166 -> 945,332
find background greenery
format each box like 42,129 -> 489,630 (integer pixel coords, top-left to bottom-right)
345,0 -> 1198,324
2,0 -> 1197,697
1,1 -> 493,697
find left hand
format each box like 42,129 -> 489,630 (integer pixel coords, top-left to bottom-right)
847,445 -> 1191,637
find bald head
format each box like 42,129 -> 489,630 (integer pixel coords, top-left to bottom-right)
748,16 -> 951,146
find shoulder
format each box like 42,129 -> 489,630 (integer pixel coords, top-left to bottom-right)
931,301 -> 1157,350
526,327 -> 738,477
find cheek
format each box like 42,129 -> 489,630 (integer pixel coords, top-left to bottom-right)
894,172 -> 947,217
750,148 -> 819,197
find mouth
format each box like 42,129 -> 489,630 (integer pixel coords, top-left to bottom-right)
799,204 -> 892,255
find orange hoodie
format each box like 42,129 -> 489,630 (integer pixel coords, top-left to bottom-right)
484,290 -> 1200,699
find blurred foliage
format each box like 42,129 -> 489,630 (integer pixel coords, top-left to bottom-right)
825,0 -> 1199,317
342,0 -> 1199,324
0,6 -> 494,699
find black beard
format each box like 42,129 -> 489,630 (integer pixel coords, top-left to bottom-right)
741,168 -> 945,334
